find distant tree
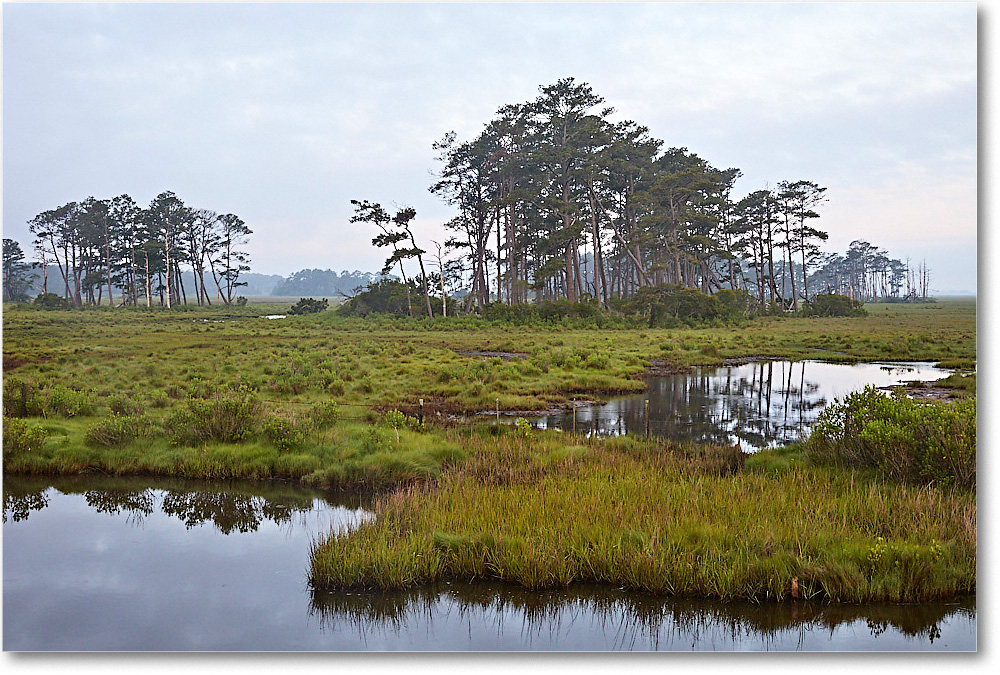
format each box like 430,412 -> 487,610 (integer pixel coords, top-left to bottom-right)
351,199 -> 434,317
778,180 -> 828,308
186,209 -> 219,306
28,202 -> 81,305
3,239 -> 37,302
271,269 -> 383,297
209,213 -> 252,305
108,194 -> 143,307
146,191 -> 191,308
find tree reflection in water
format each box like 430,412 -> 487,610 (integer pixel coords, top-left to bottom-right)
540,360 -> 951,451
2,474 -> 371,532
309,581 -> 975,650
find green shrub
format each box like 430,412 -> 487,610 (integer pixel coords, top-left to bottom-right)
802,294 -> 867,317
362,425 -> 394,454
713,288 -> 758,321
309,400 -> 341,429
2,417 -> 48,459
43,384 -> 97,418
163,386 -> 263,445
107,393 -> 146,417
148,390 -> 170,409
481,298 -> 602,325
288,297 -> 329,315
270,372 -> 309,395
624,284 -> 721,327
85,414 -> 150,447
806,387 -> 975,488
3,377 -> 38,418
32,293 -> 73,310
261,414 -> 308,451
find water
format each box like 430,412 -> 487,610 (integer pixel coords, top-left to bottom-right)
2,475 -> 976,651
535,360 -> 954,450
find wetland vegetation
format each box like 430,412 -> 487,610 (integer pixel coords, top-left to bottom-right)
1,297 -> 976,604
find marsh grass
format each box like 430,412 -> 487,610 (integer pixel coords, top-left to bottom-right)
2,300 -> 977,602
1,299 -> 976,422
310,432 -> 974,602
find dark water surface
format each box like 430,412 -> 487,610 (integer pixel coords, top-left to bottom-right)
536,360 -> 954,450
3,475 -> 975,651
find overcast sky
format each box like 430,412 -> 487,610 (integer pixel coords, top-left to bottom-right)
2,1 -> 980,293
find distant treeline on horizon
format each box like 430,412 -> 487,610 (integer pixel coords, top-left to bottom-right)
22,266 -> 389,299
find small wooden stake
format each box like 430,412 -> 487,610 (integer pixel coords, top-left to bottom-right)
496,398 -> 500,425
644,399 -> 650,438
418,398 -> 424,425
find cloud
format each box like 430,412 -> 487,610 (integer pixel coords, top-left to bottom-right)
1,2 -> 977,293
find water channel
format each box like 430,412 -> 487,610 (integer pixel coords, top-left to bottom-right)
3,361 -> 975,651
534,360 -> 954,450
3,474 -> 975,651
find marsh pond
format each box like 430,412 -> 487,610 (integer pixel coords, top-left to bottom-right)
2,475 -> 975,651
533,360 -> 954,450
2,360 -> 975,651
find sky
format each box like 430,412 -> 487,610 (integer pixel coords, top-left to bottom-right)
1,1 -> 981,294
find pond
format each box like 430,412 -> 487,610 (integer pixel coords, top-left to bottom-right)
2,475 -> 976,651
534,361 -> 954,450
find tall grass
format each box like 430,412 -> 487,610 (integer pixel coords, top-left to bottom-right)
310,433 -> 974,602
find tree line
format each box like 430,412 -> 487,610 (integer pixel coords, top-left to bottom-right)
5,192 -> 251,307
353,77 -> 929,317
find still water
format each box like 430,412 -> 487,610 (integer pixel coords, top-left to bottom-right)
3,475 -> 976,651
536,360 -> 954,450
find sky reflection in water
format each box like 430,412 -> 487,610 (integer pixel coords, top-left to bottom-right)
536,360 -> 954,450
3,474 -> 975,651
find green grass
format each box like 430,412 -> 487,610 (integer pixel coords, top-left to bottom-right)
3,414 -> 466,489
310,432 -> 975,602
1,298 -> 977,419
2,299 -> 977,603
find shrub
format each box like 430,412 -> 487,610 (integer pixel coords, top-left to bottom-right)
43,384 -> 97,418
801,294 -> 867,317
289,297 -> 329,315
270,372 -> 309,395
481,298 -> 602,325
3,377 -> 38,418
806,387 -> 976,488
2,417 -> 48,460
383,409 -> 407,429
107,393 -> 146,417
362,425 -> 394,454
261,414 -> 308,451
148,390 -> 170,409
163,386 -> 263,445
85,414 -> 150,447
309,400 -> 341,429
337,280 -> 418,317
713,288 -> 758,321
32,293 -> 73,310
624,284 -> 721,327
